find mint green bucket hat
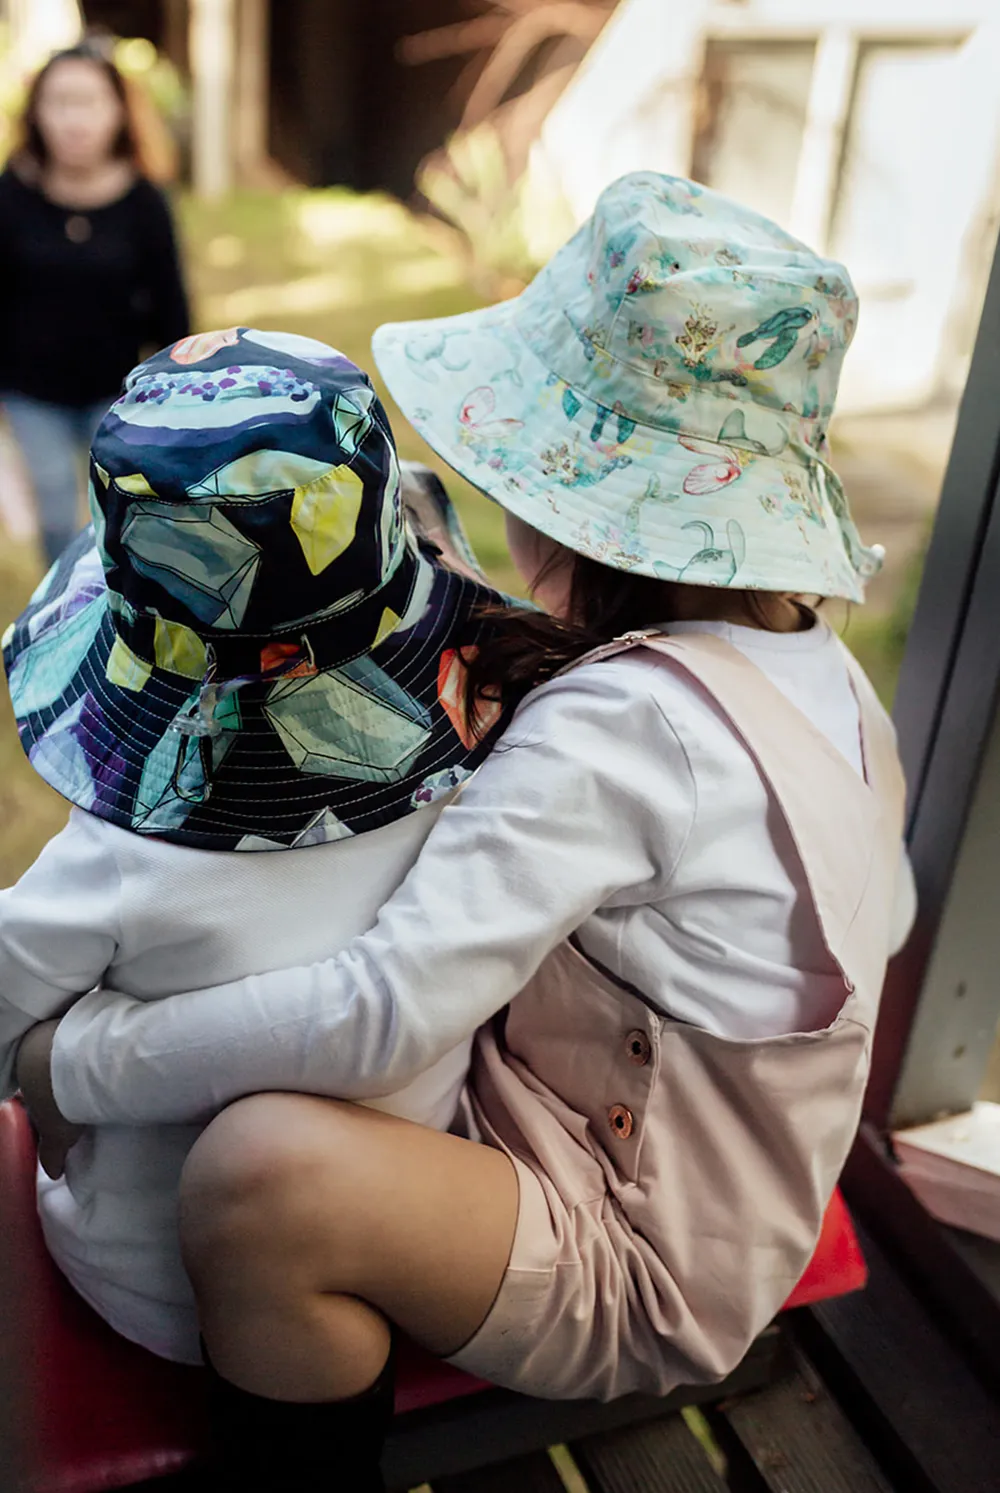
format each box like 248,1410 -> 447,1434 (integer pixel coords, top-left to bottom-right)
373,171 -> 882,602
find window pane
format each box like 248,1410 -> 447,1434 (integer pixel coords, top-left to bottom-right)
692,41 -> 815,228
830,44 -> 963,412
825,38 -> 988,707
831,43 -> 959,284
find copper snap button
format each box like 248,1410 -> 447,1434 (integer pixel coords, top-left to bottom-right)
626,1029 -> 651,1066
608,1104 -> 634,1140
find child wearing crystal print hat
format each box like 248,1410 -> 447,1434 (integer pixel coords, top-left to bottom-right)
15,180 -> 917,1492
0,329 -> 513,1369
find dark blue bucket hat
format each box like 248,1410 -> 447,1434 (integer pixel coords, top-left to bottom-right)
2,328 -> 512,850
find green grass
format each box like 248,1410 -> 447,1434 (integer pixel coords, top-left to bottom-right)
0,543 -> 72,885
831,530 -> 926,709
0,187 -> 918,887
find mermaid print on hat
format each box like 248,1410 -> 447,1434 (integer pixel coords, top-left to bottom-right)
373,172 -> 883,602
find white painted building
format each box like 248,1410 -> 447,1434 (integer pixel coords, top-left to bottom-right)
527,0 -> 1000,412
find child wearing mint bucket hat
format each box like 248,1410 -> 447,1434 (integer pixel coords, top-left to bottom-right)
375,169 -> 883,601
0,331 -> 517,1420
11,181 -> 918,1492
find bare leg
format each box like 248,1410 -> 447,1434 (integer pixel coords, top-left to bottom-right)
179,1093 -> 519,1402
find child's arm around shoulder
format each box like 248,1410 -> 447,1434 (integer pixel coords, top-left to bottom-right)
49,660 -> 697,1127
0,809 -> 121,1097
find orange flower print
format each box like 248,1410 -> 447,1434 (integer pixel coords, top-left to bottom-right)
170,328 -> 241,365
260,641 -> 316,679
438,647 -> 502,749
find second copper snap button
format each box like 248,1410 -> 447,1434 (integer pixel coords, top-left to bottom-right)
608,1104 -> 634,1139
626,1029 -> 651,1065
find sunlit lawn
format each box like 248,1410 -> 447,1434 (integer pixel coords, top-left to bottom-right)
0,188 -> 912,886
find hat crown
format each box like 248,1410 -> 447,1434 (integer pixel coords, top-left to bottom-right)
89,329 -> 407,646
371,170 -> 880,604
514,172 -> 857,454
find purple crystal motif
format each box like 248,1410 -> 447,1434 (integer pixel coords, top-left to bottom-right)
72,696 -> 132,802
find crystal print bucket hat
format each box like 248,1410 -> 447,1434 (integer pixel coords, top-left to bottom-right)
373,171 -> 882,602
2,329 -> 510,851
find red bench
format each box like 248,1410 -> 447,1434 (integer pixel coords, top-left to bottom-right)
0,1097 -> 866,1492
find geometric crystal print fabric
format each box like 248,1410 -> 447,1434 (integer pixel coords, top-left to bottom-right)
3,328 -> 515,850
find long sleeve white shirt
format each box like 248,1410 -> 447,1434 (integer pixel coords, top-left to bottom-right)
0,798 -> 467,1362
0,618 -> 915,1362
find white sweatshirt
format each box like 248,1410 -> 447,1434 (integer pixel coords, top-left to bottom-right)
0,618 -> 915,1363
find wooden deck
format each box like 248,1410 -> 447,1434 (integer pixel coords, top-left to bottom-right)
137,1218 -> 1000,1493
394,1343 -> 895,1493
430,1353 -> 893,1493
384,1224 -> 1000,1493
396,1350 -> 891,1493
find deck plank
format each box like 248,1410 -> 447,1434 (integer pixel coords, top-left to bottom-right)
385,1331 -> 782,1489
572,1413 -> 730,1493
434,1449 -> 566,1493
717,1359 -> 894,1493
802,1225 -> 1000,1493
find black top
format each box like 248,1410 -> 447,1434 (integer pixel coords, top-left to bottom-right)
0,167 -> 190,407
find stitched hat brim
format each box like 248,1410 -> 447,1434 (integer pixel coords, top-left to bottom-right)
373,300 -> 872,603
3,531 -> 513,851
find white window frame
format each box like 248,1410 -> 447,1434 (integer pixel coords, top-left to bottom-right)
694,18 -> 970,254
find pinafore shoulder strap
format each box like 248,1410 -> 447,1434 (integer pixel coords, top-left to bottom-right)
560,629 -> 906,991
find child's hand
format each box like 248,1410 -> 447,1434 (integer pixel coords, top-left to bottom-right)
16,1020 -> 83,1179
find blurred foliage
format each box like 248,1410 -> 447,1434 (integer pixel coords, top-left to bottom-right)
113,35 -> 188,124
403,0 -> 605,295
400,0 -> 613,133
419,124 -> 537,295
840,527 -> 927,709
418,121 -> 575,297
113,36 -> 189,185
0,21 -> 27,164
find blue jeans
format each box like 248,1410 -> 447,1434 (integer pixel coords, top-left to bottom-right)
3,394 -> 110,566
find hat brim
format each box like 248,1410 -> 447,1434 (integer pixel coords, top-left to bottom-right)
3,529 -> 513,852
373,300 -> 872,603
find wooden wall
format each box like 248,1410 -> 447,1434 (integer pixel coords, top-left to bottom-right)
268,0 -> 476,195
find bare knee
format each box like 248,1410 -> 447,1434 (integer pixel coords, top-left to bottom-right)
179,1094 -> 351,1296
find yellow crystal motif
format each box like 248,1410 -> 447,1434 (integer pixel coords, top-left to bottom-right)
105,635 -> 153,692
153,615 -> 209,680
116,473 -> 159,496
291,466 -> 364,575
373,607 -> 400,648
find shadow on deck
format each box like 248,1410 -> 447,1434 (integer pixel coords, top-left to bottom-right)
129,1219 -> 1000,1493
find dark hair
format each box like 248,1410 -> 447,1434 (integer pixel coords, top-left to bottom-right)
18,44 -> 138,169
464,547 -> 797,734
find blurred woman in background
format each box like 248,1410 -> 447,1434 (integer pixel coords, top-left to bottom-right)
0,43 -> 189,566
